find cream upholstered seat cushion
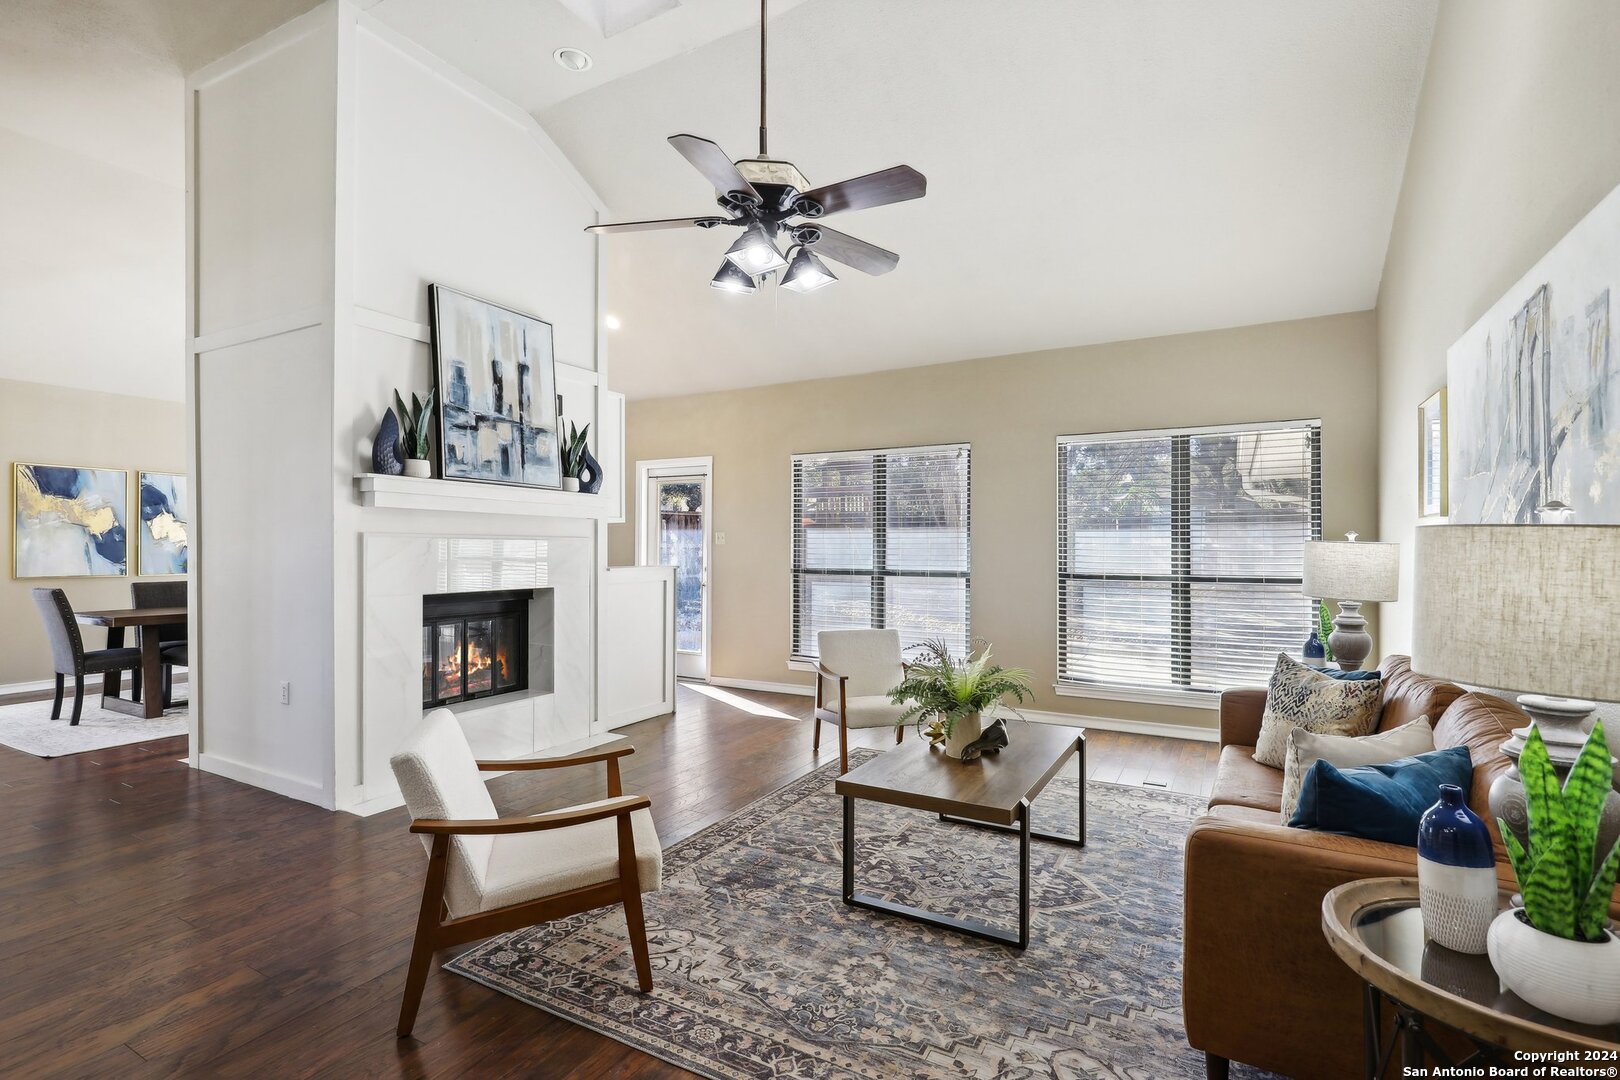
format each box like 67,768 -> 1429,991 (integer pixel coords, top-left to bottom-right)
840,695 -> 908,730
479,798 -> 661,913
818,629 -> 905,700
390,709 -> 663,920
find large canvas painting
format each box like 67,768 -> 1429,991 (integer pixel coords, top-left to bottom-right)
430,285 -> 562,489
1448,182 -> 1620,523
13,463 -> 128,578
137,471 -> 189,576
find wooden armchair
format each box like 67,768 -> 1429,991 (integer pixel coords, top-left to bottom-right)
813,628 -> 909,774
389,710 -> 661,1038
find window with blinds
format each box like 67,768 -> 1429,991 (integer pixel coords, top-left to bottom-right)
791,444 -> 971,660
1056,421 -> 1321,695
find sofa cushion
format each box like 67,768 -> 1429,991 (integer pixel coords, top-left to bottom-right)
1255,654 -> 1383,767
1288,745 -> 1475,846
1279,719 -> 1436,822
1210,744 -> 1286,812
1374,655 -> 1465,732
1433,691 -> 1523,862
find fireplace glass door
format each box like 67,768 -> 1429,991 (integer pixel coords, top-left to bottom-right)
422,590 -> 531,708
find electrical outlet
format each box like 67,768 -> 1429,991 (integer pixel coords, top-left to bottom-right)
279,681 -> 290,705
714,532 -> 726,545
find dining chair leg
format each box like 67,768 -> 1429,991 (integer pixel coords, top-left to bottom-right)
50,674 -> 64,720
131,667 -> 142,704
617,815 -> 653,993
398,836 -> 449,1038
71,674 -> 85,725
162,665 -> 173,709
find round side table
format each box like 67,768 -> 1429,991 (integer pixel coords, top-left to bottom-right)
1322,877 -> 1620,1078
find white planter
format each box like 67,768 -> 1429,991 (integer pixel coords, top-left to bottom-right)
943,712 -> 982,760
1486,908 -> 1620,1024
403,459 -> 432,479
561,476 -> 581,492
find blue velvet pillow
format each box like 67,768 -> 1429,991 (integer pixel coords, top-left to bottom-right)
1287,745 -> 1474,846
1321,668 -> 1381,681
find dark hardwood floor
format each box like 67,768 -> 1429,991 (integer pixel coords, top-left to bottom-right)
0,682 -> 1217,1078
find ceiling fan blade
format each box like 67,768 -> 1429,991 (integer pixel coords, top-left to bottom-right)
795,165 -> 926,218
585,216 -> 728,234
802,225 -> 900,276
668,134 -> 762,202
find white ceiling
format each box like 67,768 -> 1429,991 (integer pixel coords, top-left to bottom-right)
7,0 -> 1437,404
522,0 -> 1438,399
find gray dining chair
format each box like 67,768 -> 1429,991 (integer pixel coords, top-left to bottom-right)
31,588 -> 143,724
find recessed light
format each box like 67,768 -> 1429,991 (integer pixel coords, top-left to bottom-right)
554,47 -> 593,72
603,314 -> 622,330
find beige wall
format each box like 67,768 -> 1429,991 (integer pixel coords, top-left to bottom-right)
1377,0 -> 1620,652
2,378 -> 186,688
611,311 -> 1379,732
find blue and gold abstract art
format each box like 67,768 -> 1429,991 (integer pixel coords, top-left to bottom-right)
12,463 -> 128,577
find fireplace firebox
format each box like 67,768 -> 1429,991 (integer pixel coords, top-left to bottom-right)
422,590 -> 532,707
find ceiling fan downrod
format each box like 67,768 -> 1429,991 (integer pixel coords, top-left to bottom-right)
758,0 -> 768,158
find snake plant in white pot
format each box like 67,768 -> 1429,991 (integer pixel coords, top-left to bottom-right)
393,389 -> 436,478
1488,721 -> 1620,1024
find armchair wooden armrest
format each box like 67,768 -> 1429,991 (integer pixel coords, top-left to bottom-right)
410,794 -> 651,836
476,739 -> 634,772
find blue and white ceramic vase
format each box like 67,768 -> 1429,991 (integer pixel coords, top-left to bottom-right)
1301,630 -> 1327,668
1417,783 -> 1497,954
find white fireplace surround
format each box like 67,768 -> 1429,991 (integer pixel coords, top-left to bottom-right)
359,532 -> 593,811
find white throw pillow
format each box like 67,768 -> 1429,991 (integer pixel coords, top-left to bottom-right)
1278,718 -> 1437,822
1253,654 -> 1383,768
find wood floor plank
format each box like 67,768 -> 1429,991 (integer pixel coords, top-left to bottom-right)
0,682 -> 1216,1078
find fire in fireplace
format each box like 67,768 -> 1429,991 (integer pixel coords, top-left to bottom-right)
422,590 -> 532,707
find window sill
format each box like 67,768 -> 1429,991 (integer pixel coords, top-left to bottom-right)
1051,682 -> 1220,711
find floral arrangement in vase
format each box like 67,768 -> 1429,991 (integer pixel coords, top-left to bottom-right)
1488,721 -> 1620,1023
887,638 -> 1032,761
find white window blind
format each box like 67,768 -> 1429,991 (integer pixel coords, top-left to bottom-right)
791,444 -> 970,659
1057,421 -> 1321,694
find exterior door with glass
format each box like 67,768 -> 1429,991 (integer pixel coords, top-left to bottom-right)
640,462 -> 710,680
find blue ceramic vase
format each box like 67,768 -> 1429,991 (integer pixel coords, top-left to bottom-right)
1416,783 -> 1497,954
1302,630 -> 1326,667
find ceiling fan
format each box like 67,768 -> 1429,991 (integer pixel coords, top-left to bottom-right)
583,0 -> 926,294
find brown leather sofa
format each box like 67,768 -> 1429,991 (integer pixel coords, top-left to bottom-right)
1182,656 -> 1527,1079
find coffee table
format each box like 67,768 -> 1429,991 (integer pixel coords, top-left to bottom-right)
1322,877 -> 1620,1077
835,722 -> 1085,949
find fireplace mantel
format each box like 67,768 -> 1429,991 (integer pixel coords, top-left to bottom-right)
354,473 -> 616,520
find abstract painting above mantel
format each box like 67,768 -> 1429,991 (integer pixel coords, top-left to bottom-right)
430,285 -> 562,491
137,471 -> 189,576
1448,182 -> 1620,523
12,463 -> 128,578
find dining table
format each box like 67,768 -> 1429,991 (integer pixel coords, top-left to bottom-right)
73,606 -> 187,719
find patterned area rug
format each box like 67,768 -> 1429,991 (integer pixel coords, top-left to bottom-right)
449,748 -> 1275,1079
0,696 -> 187,758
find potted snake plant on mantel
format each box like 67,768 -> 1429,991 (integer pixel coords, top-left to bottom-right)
1488,720 -> 1620,1024
887,639 -> 1033,761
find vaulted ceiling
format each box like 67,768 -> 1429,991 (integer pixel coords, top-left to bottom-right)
5,0 -> 1437,403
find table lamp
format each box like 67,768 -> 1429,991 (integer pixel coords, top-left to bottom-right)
1302,533 -> 1401,670
1411,525 -> 1620,771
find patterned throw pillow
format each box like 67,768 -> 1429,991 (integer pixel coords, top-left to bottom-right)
1253,654 -> 1383,768
1279,718 -> 1435,822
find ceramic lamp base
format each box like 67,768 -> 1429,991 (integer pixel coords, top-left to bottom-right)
1326,600 -> 1373,671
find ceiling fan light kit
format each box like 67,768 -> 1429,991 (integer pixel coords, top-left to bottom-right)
709,261 -> 758,294
584,0 -> 926,296
780,246 -> 836,292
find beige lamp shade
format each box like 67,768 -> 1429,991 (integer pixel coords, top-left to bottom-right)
1411,525 -> 1620,702
1302,538 -> 1400,602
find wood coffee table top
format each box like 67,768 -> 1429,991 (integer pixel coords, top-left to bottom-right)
835,721 -> 1085,826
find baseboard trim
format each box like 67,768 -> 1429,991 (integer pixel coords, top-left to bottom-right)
1020,707 -> 1219,743
705,676 -> 814,698
0,672 -> 191,699
196,753 -> 331,807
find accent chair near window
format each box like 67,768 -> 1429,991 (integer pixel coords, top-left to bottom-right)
813,628 -> 909,773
